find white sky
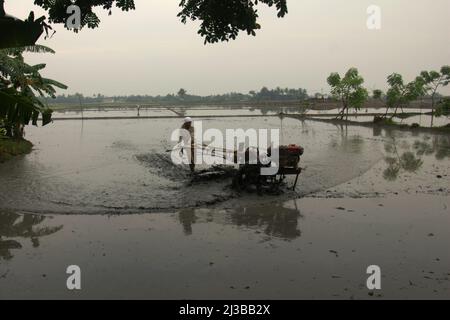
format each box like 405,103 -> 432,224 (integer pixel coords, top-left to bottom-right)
5,0 -> 450,96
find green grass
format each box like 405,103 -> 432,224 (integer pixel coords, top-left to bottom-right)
393,113 -> 414,119
0,138 -> 33,163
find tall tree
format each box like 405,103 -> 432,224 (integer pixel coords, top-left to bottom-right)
372,89 -> 386,110
177,88 -> 187,99
420,66 -> 450,110
30,0 -> 288,43
385,73 -> 425,118
420,66 -> 450,125
372,89 -> 383,100
327,68 -> 369,119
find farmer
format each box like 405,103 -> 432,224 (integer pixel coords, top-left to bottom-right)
179,117 -> 195,172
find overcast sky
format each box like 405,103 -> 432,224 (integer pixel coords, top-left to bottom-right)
6,0 -> 450,96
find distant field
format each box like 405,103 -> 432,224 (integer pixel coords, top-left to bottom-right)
48,98 -> 437,112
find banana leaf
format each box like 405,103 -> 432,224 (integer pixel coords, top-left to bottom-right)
0,88 -> 52,126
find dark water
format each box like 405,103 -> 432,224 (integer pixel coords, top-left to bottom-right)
1,195 -> 449,299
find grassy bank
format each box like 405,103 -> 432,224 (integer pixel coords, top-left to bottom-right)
0,138 -> 33,163
373,116 -> 450,133
290,114 -> 450,134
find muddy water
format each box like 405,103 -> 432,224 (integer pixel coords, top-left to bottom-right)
1,113 -> 449,299
0,117 -> 389,214
0,116 -> 449,214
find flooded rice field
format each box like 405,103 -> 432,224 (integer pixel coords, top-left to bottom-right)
1,111 -> 449,299
51,106 -> 449,129
3,115 -> 448,214
50,106 -> 306,119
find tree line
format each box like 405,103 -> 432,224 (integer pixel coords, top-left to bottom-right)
48,87 -> 310,105
327,66 -> 450,121
2,61 -> 449,140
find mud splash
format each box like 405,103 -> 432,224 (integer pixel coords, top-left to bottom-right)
134,152 -> 241,209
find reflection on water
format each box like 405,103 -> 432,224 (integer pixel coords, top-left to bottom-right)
383,152 -> 423,181
0,212 -> 63,260
228,204 -> 302,240
382,133 -> 449,181
329,124 -> 364,154
178,208 -> 198,236
178,203 -> 302,240
383,138 -> 423,181
413,135 -> 450,160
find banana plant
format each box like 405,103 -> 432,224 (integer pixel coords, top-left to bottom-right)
0,44 -> 67,138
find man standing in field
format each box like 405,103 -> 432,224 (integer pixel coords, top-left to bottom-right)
179,117 -> 196,173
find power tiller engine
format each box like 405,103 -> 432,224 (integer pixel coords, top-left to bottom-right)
232,144 -> 304,194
